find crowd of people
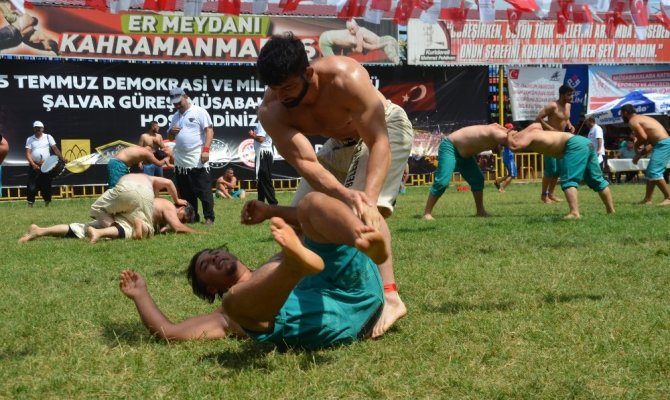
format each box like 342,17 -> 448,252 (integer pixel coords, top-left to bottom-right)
7,33 -> 670,351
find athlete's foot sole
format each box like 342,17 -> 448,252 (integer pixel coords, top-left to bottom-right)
354,226 -> 388,265
564,213 -> 581,220
421,214 -> 435,221
658,199 -> 670,206
18,224 -> 40,243
270,217 -> 324,275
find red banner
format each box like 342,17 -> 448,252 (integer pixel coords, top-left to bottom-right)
0,6 -> 399,64
407,18 -> 670,65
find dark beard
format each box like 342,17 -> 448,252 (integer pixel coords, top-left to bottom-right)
282,76 -> 309,109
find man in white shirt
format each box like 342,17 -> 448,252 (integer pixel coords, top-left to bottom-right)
249,122 -> 277,205
167,87 -> 215,225
25,120 -> 62,207
586,117 -> 606,172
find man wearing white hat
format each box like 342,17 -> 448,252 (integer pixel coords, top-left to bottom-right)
167,87 -> 215,224
25,120 -> 62,207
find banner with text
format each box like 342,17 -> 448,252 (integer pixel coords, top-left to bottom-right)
588,65 -> 670,113
407,18 -> 670,66
0,6 -> 398,64
507,67 -> 566,122
0,60 -> 487,186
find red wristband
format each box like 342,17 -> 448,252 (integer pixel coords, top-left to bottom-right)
383,283 -> 398,293
203,146 -> 210,153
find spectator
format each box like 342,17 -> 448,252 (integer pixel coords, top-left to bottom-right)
616,139 -> 638,184
167,87 -> 215,224
216,167 -> 246,199
25,120 -> 62,207
138,121 -> 167,177
249,122 -> 277,204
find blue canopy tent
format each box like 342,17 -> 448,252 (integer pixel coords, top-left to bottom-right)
587,90 -> 670,125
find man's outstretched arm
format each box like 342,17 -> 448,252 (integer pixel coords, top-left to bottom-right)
119,270 -> 231,341
151,177 -> 187,206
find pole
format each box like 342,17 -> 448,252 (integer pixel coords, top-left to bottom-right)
498,65 -> 505,125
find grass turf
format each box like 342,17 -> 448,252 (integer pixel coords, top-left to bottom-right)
1,182 -> 669,399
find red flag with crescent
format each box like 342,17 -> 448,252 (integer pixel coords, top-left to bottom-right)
380,82 -> 436,112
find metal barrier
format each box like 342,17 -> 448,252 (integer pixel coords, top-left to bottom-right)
1,153 -> 547,201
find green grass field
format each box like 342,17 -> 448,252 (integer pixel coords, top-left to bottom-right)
1,182 -> 669,399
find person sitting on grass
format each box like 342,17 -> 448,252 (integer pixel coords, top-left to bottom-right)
507,123 -> 615,219
422,123 -> 510,220
215,167 -> 246,199
119,192 -> 388,349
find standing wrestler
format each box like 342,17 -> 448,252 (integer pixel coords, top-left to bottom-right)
168,87 -> 215,225
25,120 -> 62,207
536,84 -> 575,203
422,123 -> 510,220
621,104 -> 670,205
138,121 -> 167,177
257,32 -> 414,337
107,145 -> 169,189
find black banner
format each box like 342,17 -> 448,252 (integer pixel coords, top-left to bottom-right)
0,59 -> 487,186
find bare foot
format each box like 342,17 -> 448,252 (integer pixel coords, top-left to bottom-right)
270,217 -> 324,275
541,196 -> 555,204
18,224 -> 40,243
548,195 -> 562,202
564,213 -> 581,220
494,181 -> 500,190
637,200 -> 653,205
658,199 -> 670,206
421,214 -> 435,221
476,211 -> 491,217
498,188 -> 505,193
372,291 -> 407,339
86,226 -> 100,244
353,225 -> 388,265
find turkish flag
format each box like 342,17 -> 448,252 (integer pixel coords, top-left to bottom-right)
218,0 -> 241,14
572,3 -> 593,24
504,0 -> 538,12
394,0 -> 415,25
415,0 -> 434,11
370,0 -> 391,11
507,9 -> 521,35
280,0 -> 301,11
144,0 -> 176,11
557,0 -> 572,19
556,10 -> 567,34
380,82 -> 436,113
440,0 -> 468,32
605,1 -> 628,38
656,9 -> 670,31
86,0 -> 108,11
629,0 -> 649,39
338,0 -> 367,19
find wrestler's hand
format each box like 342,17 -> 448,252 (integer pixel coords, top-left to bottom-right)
632,154 -> 641,165
343,189 -> 374,220
568,125 -> 575,134
360,205 -> 384,230
241,200 -> 269,225
174,198 -> 188,207
119,270 -> 147,299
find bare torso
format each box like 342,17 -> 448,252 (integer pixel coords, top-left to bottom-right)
629,114 -> 669,146
509,124 -> 572,158
447,124 -> 509,158
116,146 -> 155,166
259,56 -> 387,141
139,133 -> 164,150
544,101 -> 571,131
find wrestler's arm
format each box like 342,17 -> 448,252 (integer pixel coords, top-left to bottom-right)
535,103 -> 557,131
344,74 -> 391,205
151,177 -> 187,206
119,270 -> 240,340
163,207 -> 196,234
143,149 -> 166,167
201,125 -> 214,163
630,121 -> 650,163
565,104 -> 575,133
261,113 -> 351,205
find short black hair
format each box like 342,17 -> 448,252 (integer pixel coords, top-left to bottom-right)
181,202 -> 196,223
146,120 -> 158,129
559,84 -> 574,95
257,32 -> 309,86
621,104 -> 637,115
186,246 -> 238,303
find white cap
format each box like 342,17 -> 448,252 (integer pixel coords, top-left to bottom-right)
33,120 -> 44,128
